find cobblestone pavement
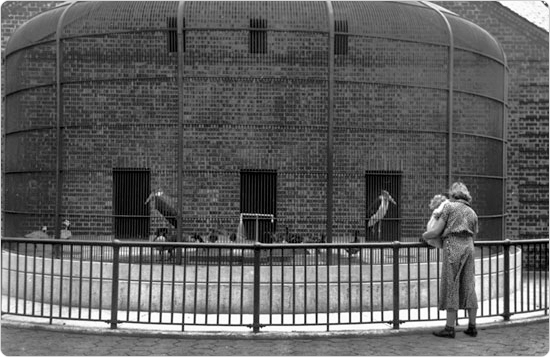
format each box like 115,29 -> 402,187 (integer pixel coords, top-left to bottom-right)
1,318 -> 548,356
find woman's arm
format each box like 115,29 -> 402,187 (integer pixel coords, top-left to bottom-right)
422,218 -> 445,240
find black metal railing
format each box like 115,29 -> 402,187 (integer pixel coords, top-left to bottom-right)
1,237 -> 547,333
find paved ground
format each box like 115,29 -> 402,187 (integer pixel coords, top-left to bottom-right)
1,318 -> 548,356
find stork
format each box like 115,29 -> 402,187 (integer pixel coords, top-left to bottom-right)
367,190 -> 396,240
145,190 -> 179,228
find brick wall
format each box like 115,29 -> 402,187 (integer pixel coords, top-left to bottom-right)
3,2 -> 543,243
434,1 -> 549,240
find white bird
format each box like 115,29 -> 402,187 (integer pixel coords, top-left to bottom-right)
367,190 -> 396,240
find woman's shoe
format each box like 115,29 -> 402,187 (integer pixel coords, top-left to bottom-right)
464,324 -> 478,337
433,325 -> 455,338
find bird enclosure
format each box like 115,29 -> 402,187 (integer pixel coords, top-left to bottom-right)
3,1 -> 507,245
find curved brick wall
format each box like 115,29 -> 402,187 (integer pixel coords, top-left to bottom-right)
3,1 -> 507,242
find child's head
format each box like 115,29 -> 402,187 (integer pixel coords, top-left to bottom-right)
429,194 -> 448,210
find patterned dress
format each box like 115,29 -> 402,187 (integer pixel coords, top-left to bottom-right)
434,199 -> 479,310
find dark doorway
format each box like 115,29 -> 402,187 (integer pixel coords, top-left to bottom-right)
113,168 -> 150,239
240,170 -> 276,242
365,171 -> 401,241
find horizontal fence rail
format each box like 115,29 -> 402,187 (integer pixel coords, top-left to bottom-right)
2,237 -> 548,332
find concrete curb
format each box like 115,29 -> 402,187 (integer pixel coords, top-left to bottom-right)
2,314 -> 548,340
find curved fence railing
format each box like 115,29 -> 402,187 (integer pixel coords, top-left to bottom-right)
1,237 -> 547,332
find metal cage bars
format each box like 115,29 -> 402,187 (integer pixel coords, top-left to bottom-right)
3,1 -> 508,242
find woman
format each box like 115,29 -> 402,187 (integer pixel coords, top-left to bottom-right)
422,182 -> 479,338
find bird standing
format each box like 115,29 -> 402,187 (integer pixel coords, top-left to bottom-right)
367,190 -> 396,240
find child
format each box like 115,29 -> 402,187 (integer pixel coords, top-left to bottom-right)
425,194 -> 449,248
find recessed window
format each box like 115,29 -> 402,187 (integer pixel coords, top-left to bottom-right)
240,170 -> 277,241
167,17 -> 185,53
113,168 -> 151,239
335,20 -> 348,55
365,171 -> 401,241
249,18 -> 267,54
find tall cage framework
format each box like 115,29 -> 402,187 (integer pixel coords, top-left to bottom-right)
3,1 -> 507,244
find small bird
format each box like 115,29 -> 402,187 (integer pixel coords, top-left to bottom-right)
285,226 -> 303,244
192,233 -> 204,243
154,228 -> 174,261
367,190 -> 396,240
345,230 -> 361,256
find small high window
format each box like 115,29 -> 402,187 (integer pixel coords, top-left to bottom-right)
334,20 -> 348,55
167,17 -> 185,53
249,18 -> 267,54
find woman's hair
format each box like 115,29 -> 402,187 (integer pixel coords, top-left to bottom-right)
429,194 -> 448,210
449,182 -> 472,203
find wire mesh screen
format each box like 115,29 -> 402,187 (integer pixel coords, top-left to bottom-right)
3,1 -> 506,249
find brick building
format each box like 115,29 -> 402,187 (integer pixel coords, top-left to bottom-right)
1,1 -> 547,243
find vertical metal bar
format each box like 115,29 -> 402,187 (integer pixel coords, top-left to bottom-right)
99,246 -> 104,320
228,247 -> 234,325
325,0 -> 335,245
126,244 -> 132,322
326,246 -> 331,331
500,43 -> 508,242
148,245 -> 154,323
49,243 -> 54,323
171,255 -> 176,324
137,247 -> 143,321
110,240 -> 120,329
292,247 -> 296,325
41,243 -> 46,316
176,1 -> 186,261
503,239 -> 511,320
68,244 -> 73,318
369,248 -> 374,322
281,244 -> 285,325
216,248 -> 221,325
315,245 -> 319,325
54,1 -> 76,244
303,247 -> 307,325
159,249 -> 165,323
479,246 -> 485,316
58,244 -> 64,318
252,243 -> 261,333
31,243 -> 37,316
427,246 -> 431,321
182,246 -> 188,331
193,246 -> 199,324
406,247 -> 410,321
205,246 -> 210,324
496,244 -> 500,314
77,244 -> 83,319
23,243 -> 28,315
392,242 -> 400,329
423,2 -> 454,187
88,246 -> 93,320
15,244 -> 20,314
489,245 -> 493,315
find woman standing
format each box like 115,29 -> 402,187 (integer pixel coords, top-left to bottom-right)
422,182 -> 479,338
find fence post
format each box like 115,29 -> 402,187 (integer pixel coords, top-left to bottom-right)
502,239 -> 511,321
392,241 -> 400,329
252,242 -> 262,333
110,239 -> 120,329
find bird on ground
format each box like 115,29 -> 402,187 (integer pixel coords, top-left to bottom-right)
24,226 -> 49,239
285,226 -> 303,244
303,233 -> 326,255
367,190 -> 396,240
345,230 -> 361,256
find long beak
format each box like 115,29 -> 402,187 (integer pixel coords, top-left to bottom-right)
389,196 -> 396,205
144,190 -> 163,205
